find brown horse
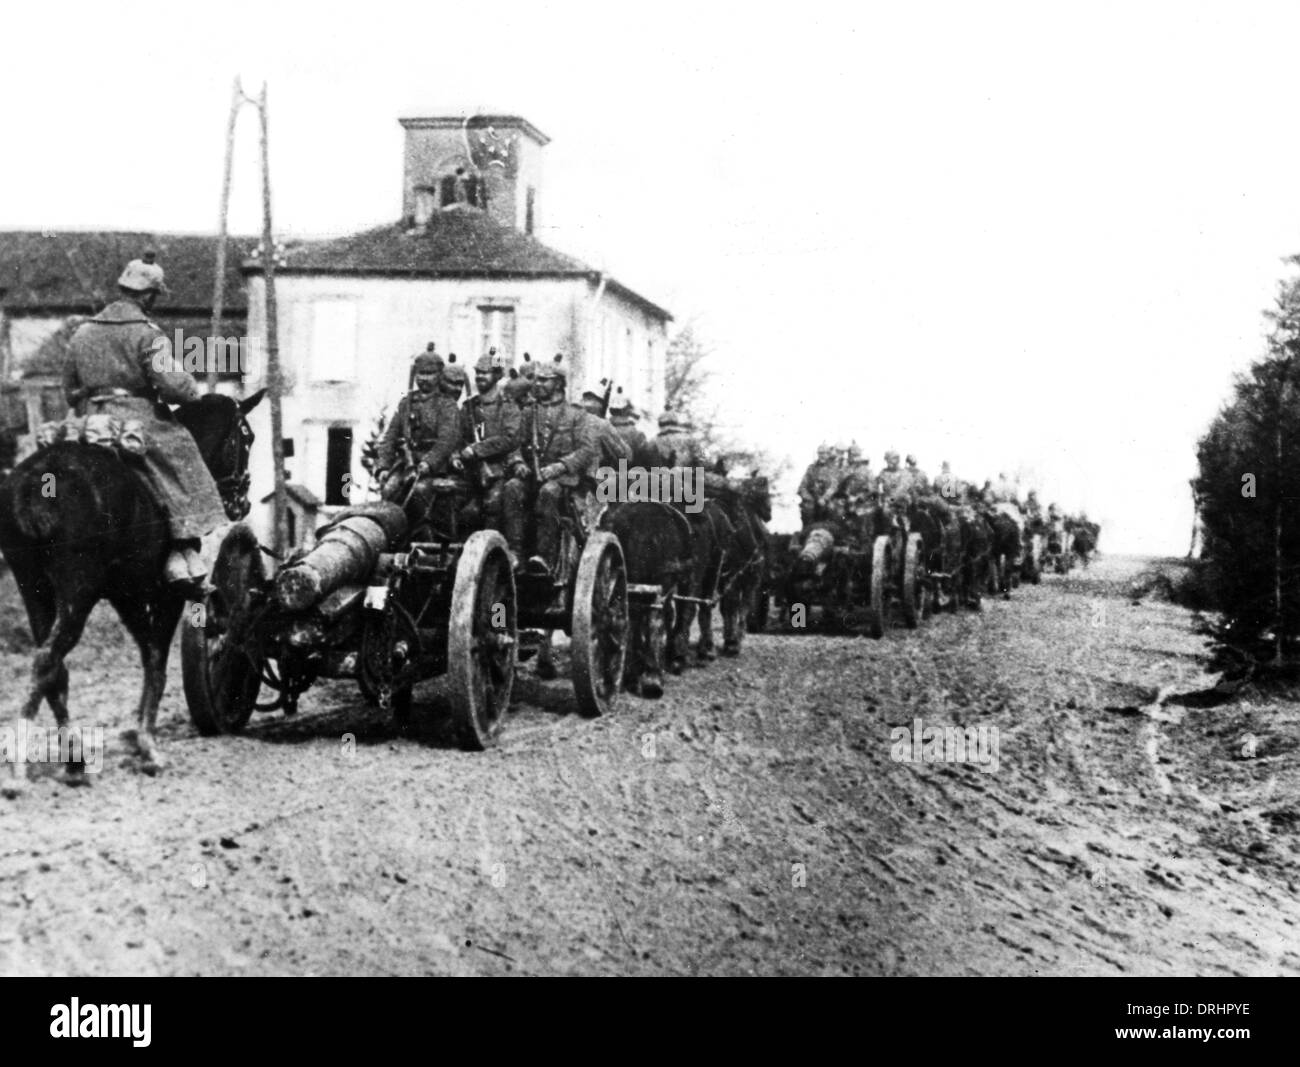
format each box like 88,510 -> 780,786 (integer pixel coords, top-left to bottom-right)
0,391 -> 262,792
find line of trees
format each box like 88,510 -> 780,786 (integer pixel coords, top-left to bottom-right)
1194,257 -> 1300,669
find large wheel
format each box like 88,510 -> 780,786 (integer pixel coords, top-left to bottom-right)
447,530 -> 517,750
181,523 -> 267,735
868,535 -> 889,638
571,531 -> 629,717
902,532 -> 926,628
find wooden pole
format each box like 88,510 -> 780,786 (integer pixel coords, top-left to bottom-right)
208,77 -> 243,393
258,83 -> 289,556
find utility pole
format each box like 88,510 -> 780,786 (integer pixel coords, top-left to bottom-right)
256,82 -> 289,557
208,77 -> 244,394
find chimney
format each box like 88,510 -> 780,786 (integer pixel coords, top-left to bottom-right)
399,115 -> 548,234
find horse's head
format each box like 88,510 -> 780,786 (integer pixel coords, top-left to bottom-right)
739,473 -> 772,522
176,389 -> 266,521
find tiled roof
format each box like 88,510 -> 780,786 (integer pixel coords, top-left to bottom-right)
0,231 -> 255,313
250,210 -> 671,321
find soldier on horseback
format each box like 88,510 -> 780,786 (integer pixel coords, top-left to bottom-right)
374,349 -> 463,538
62,255 -> 228,589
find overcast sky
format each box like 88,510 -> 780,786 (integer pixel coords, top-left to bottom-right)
4,1 -> 1299,551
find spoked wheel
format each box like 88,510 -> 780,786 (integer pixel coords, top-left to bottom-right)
868,535 -> 890,638
181,523 -> 267,735
447,530 -> 517,750
902,532 -> 926,628
571,531 -> 629,717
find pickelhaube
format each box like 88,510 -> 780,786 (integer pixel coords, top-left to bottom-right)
118,251 -> 168,294
608,388 -> 636,418
413,342 -> 443,375
474,346 -> 509,374
440,353 -> 468,389
503,375 -> 533,402
534,354 -> 567,381
884,449 -> 900,464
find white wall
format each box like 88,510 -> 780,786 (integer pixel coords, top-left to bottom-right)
242,272 -> 665,546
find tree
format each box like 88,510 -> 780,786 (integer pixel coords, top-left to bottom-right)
1195,261 -> 1300,669
662,323 -> 790,484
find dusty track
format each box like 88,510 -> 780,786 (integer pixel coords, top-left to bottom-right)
1,556 -> 1297,975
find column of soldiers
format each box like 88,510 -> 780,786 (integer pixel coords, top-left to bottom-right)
371,345 -> 659,576
796,443 -> 1080,542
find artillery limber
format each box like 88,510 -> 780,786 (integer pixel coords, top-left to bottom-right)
1042,520 -> 1073,574
777,505 -> 925,638
180,486 -> 631,749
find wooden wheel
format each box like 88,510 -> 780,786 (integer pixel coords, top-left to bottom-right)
447,530 -> 517,750
181,523 -> 267,735
868,535 -> 889,638
571,531 -> 628,717
902,532 -> 925,628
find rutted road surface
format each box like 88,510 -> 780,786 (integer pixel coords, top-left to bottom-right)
1,556 -> 1298,975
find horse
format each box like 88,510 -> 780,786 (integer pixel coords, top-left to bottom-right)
711,475 -> 771,656
600,501 -> 694,697
667,500 -> 728,671
0,390 -> 263,792
984,507 -> 1022,598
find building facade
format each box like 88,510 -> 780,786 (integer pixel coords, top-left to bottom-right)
241,113 -> 671,545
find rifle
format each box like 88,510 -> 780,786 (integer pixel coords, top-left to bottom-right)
401,361 -> 416,475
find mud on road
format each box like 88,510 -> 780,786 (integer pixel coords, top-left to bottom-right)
1,555 -> 1298,975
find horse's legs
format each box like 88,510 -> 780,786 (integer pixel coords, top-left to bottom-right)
667,597 -> 693,674
535,629 -> 558,680
5,591 -> 93,797
110,593 -> 184,774
638,592 -> 668,698
696,559 -> 722,663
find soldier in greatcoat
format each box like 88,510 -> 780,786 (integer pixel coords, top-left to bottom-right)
63,255 -> 227,587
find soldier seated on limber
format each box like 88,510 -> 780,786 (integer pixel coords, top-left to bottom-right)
453,350 -> 527,567
373,350 -> 464,540
578,385 -> 633,471
522,355 -> 598,577
797,443 -> 839,529
608,390 -> 652,468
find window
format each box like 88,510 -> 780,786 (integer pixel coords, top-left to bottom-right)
309,300 -> 359,382
479,306 -> 516,363
525,186 -> 536,235
324,426 -> 353,506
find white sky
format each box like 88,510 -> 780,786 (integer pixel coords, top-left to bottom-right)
3,0 -> 1298,552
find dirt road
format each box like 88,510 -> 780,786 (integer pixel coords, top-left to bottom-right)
1,555 -> 1297,975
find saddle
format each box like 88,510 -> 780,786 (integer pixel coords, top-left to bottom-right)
35,414 -> 148,457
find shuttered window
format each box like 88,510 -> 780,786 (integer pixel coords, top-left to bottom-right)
479,306 -> 516,363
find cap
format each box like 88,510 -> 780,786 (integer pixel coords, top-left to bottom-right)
658,411 -> 681,429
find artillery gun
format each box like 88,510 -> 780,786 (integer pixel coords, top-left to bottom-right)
180,490 -> 630,748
